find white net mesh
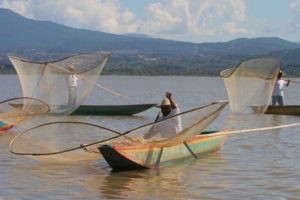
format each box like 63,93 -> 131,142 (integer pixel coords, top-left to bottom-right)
9,100 -> 228,162
0,97 -> 50,125
9,52 -> 110,115
220,58 -> 280,113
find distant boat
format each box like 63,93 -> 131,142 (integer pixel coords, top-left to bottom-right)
265,105 -> 300,115
98,129 -> 228,171
0,121 -> 14,131
70,104 -> 157,116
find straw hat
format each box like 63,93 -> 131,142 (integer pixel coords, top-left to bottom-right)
279,70 -> 286,76
67,65 -> 75,71
160,98 -> 171,106
155,99 -> 180,108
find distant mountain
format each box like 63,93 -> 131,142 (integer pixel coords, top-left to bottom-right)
122,33 -> 152,39
1,8 -> 300,60
267,48 -> 300,65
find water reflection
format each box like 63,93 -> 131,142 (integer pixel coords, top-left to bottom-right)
78,152 -> 230,199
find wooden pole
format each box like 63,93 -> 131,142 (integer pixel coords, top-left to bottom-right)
197,122 -> 300,137
283,79 -> 300,84
289,80 -> 300,84
46,63 -> 131,100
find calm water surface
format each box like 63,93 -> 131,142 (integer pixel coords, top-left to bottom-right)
0,75 -> 299,199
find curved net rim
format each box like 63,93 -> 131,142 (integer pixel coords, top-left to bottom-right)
220,57 -> 281,79
9,121 -> 122,155
8,51 -> 110,74
9,100 -> 228,156
1,97 -> 50,115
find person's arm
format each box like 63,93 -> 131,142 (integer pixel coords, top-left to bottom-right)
166,91 -> 177,109
286,80 -> 290,87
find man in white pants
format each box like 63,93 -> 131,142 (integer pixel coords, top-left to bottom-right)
144,91 -> 182,139
272,71 -> 290,106
67,65 -> 79,107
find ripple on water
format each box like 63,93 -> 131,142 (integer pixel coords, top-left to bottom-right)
1,76 -> 300,199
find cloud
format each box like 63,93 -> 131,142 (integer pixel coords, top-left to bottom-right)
0,0 -> 248,37
0,0 -> 33,18
222,22 -> 247,34
1,0 -> 140,34
139,0 -> 247,36
290,0 -> 300,31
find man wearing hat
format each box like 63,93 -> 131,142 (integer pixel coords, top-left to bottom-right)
272,71 -> 290,106
144,91 -> 182,139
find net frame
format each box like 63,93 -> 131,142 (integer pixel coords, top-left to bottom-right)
9,100 -> 228,157
9,121 -> 122,156
8,52 -> 110,115
8,52 -> 110,74
220,57 -> 281,113
0,97 -> 50,125
220,57 -> 281,79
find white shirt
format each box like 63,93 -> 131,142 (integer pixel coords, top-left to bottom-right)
144,108 -> 182,139
68,74 -> 78,87
272,79 -> 287,96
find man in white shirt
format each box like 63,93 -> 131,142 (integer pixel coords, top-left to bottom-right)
272,71 -> 290,106
67,65 -> 79,106
144,91 -> 182,139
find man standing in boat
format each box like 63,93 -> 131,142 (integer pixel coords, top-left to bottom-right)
144,91 -> 182,139
67,65 -> 79,107
272,71 -> 290,106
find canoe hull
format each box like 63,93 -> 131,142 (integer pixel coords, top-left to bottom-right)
265,105 -> 300,115
99,130 -> 228,170
71,104 -> 157,116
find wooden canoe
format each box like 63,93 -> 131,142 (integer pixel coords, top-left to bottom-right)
0,121 -> 14,131
265,105 -> 300,115
70,104 -> 157,116
98,129 -> 228,171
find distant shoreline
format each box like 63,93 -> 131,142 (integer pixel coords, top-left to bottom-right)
1,72 -> 299,78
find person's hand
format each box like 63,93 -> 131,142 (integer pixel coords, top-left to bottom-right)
166,91 -> 172,99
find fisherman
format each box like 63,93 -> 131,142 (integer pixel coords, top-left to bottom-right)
271,71 -> 290,106
144,91 -> 182,139
67,65 -> 79,106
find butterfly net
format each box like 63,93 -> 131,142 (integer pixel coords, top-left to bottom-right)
0,97 -> 49,126
8,52 -> 110,115
9,100 -> 228,162
220,57 -> 280,113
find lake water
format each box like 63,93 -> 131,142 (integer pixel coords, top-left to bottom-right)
0,75 -> 299,199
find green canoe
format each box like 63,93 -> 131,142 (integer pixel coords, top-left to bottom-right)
71,104 -> 157,116
265,105 -> 300,115
99,129 -> 228,171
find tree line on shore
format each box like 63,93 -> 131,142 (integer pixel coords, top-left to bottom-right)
1,54 -> 300,77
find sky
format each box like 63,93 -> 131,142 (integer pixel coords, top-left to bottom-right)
1,0 -> 300,43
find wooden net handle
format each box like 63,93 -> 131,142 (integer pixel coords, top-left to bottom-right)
46,63 -> 131,100
198,123 -> 300,137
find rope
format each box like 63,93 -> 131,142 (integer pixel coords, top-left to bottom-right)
283,79 -> 300,84
289,80 -> 300,84
46,62 -> 131,100
197,122 -> 300,138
